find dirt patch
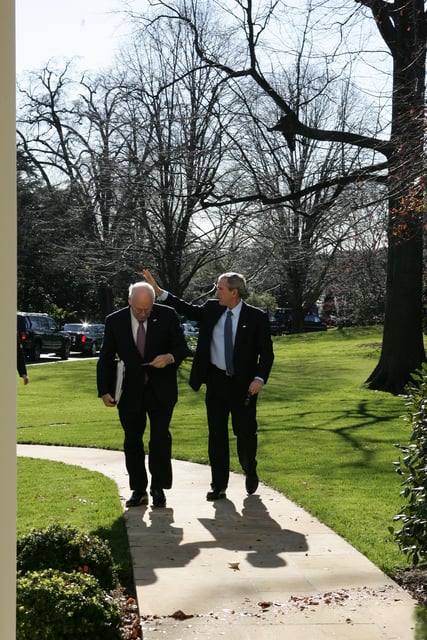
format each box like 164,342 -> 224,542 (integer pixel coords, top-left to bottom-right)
357,342 -> 382,348
395,567 -> 427,606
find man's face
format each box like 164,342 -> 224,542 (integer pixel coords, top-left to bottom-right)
216,277 -> 236,307
129,289 -> 153,322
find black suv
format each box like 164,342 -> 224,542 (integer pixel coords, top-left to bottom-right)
17,312 -> 71,361
62,323 -> 105,356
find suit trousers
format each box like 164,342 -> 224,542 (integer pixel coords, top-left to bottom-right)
118,374 -> 174,492
205,364 -> 258,490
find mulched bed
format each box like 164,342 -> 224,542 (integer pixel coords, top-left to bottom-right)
394,567 -> 427,606
114,587 -> 142,639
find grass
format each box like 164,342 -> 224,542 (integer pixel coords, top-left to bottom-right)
17,326 -> 415,578
17,458 -> 131,570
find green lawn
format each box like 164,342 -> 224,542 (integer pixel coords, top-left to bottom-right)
17,327 -> 415,577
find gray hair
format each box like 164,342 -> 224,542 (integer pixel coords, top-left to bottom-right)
218,272 -> 247,297
128,281 -> 155,301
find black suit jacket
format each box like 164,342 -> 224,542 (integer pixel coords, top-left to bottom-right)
97,304 -> 189,405
17,334 -> 27,377
164,294 -> 274,392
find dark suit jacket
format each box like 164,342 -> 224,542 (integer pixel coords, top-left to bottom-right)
96,304 -> 189,405
164,294 -> 274,392
17,334 -> 27,377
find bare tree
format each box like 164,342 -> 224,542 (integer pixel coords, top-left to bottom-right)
217,59 -> 386,331
150,0 -> 426,393
16,64 -> 160,316
321,191 -> 388,326
16,6 -> 252,314
118,13 -> 246,294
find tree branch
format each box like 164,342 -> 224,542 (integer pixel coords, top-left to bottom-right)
268,112 -> 392,156
354,0 -> 396,51
153,1 -> 393,157
200,160 -> 389,209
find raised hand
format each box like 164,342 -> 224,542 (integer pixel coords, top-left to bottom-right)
143,269 -> 164,297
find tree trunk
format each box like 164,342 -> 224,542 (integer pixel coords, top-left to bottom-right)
365,0 -> 426,394
365,234 -> 424,394
98,285 -> 114,321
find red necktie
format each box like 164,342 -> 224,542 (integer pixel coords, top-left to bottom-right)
137,321 -> 146,357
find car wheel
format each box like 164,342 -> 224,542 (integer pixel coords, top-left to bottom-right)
59,341 -> 71,360
30,342 -> 41,362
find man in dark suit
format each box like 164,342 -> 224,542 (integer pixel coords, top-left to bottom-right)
97,281 -> 189,508
17,333 -> 29,385
143,269 -> 274,501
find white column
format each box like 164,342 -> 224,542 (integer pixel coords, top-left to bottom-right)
0,0 -> 17,636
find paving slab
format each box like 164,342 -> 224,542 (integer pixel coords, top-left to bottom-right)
17,444 -> 418,639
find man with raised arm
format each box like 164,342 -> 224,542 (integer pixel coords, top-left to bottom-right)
143,269 -> 274,501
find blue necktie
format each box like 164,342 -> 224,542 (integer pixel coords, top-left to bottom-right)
224,310 -> 234,375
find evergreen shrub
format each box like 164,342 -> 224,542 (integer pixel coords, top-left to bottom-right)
392,363 -> 427,566
16,523 -> 119,591
16,569 -> 122,640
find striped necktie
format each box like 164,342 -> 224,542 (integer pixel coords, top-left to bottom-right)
224,310 -> 234,375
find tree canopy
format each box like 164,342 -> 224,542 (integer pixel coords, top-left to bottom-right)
146,0 -> 426,394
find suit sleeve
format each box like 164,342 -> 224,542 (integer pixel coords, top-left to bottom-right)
255,311 -> 274,383
164,293 -> 206,322
163,305 -> 190,366
17,334 -> 27,377
96,316 -> 118,397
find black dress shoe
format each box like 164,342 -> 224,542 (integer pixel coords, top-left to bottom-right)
245,473 -> 259,495
126,491 -> 148,507
206,488 -> 226,501
151,488 -> 166,508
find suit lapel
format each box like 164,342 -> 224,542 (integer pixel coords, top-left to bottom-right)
234,302 -> 249,349
145,308 -> 162,356
146,311 -> 157,334
123,307 -> 140,357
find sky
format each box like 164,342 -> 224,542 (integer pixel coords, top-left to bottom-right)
15,0 -> 135,76
15,2 -> 389,88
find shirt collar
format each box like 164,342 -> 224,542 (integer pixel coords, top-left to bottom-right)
227,300 -> 243,317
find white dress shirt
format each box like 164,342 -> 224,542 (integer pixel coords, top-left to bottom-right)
210,302 -> 242,371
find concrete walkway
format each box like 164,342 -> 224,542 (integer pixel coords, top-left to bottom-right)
17,444 -> 418,639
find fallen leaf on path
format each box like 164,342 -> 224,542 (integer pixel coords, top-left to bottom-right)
169,610 -> 194,620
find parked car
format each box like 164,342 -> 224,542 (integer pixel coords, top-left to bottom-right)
17,312 -> 71,361
302,313 -> 328,332
62,323 -> 105,356
266,310 -> 283,336
271,307 -> 327,334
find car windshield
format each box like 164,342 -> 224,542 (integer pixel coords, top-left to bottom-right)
63,324 -> 86,331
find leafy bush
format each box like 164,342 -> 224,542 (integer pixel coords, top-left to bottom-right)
17,523 -> 119,591
392,364 -> 427,565
16,569 -> 123,640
